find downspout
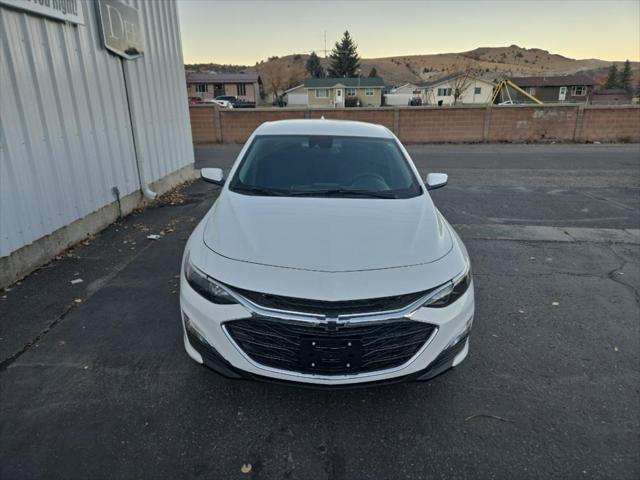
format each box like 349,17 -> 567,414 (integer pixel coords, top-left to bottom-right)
121,60 -> 157,200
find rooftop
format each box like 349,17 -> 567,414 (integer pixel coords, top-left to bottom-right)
255,119 -> 393,138
303,77 -> 386,88
415,72 -> 496,88
511,74 -> 594,87
186,72 -> 260,84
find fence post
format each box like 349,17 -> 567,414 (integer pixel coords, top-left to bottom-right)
483,105 -> 492,143
393,108 -> 400,137
574,105 -> 585,142
215,107 -> 223,143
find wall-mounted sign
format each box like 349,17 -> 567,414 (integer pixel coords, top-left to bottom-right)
0,0 -> 84,25
97,0 -> 144,60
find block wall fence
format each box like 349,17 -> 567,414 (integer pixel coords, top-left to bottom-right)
189,104 -> 640,144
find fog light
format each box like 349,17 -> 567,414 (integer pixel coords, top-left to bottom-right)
445,315 -> 473,350
183,313 -> 209,346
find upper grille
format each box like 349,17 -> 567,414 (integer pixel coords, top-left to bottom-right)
229,286 -> 432,316
225,318 -> 436,376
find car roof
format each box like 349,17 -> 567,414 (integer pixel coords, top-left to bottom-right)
254,119 -> 394,139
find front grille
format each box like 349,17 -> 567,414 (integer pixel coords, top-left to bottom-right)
229,286 -> 432,316
225,318 -> 436,375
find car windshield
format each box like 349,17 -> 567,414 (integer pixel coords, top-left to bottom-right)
229,135 -> 422,199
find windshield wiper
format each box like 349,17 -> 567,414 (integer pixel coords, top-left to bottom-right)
232,185 -> 286,196
288,189 -> 395,199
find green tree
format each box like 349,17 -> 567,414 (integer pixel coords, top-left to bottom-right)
605,63 -> 619,89
327,31 -> 360,77
619,59 -> 632,91
368,67 -> 378,78
305,51 -> 324,78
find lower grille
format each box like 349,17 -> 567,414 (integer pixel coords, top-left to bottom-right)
225,318 -> 436,376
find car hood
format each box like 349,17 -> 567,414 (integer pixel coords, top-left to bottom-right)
203,191 -> 452,272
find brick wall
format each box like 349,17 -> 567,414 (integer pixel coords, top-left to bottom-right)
578,106 -> 640,142
307,109 -> 395,131
189,106 -> 217,143
400,107 -> 486,143
189,104 -> 640,144
219,109 -> 306,144
488,105 -> 578,142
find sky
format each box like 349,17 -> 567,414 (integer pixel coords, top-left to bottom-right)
177,0 -> 640,65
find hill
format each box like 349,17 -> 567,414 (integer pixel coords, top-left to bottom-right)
185,45 -> 639,95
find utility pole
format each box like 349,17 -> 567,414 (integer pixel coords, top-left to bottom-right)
323,30 -> 327,58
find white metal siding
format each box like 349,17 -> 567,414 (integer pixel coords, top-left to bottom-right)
121,0 -> 193,184
0,0 -> 193,258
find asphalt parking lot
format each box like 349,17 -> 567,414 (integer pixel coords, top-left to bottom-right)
1,143 -> 639,479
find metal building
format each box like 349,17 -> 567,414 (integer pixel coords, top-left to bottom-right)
0,0 -> 194,287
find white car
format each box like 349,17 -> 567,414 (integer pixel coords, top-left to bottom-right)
180,119 -> 474,386
202,99 -> 234,109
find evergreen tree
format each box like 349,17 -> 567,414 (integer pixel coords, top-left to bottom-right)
619,59 -> 632,91
327,31 -> 361,77
368,67 -> 378,78
605,64 -> 619,89
305,52 -> 324,78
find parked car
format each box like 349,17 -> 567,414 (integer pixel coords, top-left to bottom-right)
180,119 -> 474,387
497,100 -> 524,106
214,95 -> 237,103
202,99 -> 234,109
215,95 -> 256,108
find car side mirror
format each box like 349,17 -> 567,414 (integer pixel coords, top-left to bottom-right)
425,173 -> 448,191
201,168 -> 225,186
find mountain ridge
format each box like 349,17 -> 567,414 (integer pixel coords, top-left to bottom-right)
185,45 -> 639,93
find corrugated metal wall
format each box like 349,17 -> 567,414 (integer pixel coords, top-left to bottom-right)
0,0 -> 193,258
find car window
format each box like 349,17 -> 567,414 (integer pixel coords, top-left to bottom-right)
229,135 -> 422,199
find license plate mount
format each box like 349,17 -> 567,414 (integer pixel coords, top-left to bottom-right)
299,338 -> 363,373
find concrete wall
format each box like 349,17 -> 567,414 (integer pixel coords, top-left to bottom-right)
189,104 -> 640,144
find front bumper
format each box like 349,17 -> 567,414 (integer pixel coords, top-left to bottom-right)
179,274 -> 474,386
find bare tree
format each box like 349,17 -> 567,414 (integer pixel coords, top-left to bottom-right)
450,66 -> 479,105
259,60 -> 290,102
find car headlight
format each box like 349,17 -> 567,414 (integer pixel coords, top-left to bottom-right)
423,264 -> 472,308
184,254 -> 237,304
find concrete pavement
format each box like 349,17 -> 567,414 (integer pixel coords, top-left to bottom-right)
1,144 -> 639,479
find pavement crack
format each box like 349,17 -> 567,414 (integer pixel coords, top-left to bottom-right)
0,240 -> 157,372
0,304 -> 75,371
602,244 -> 640,305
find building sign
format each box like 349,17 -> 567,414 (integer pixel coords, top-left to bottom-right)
0,0 -> 84,24
97,0 -> 144,60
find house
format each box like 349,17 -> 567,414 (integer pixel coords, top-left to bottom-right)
591,88 -> 632,105
303,77 -> 386,108
419,73 -> 496,106
186,72 -> 263,104
510,74 -> 594,104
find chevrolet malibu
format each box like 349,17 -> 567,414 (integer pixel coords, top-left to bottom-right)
180,119 -> 474,386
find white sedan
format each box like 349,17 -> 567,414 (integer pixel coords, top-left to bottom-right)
202,99 -> 234,109
180,119 -> 474,386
